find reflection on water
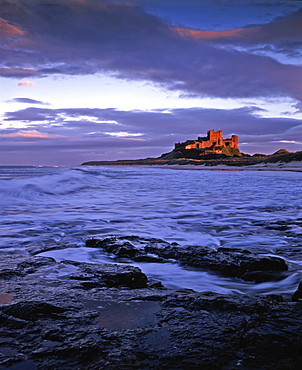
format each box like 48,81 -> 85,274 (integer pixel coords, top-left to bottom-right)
84,300 -> 160,330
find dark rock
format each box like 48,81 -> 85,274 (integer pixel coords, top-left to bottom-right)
3,301 -> 65,321
0,311 -> 28,329
67,261 -> 148,288
0,254 -> 55,279
175,246 -> 288,282
17,257 -> 56,273
87,236 -> 288,283
240,270 -> 289,283
1,253 -> 302,369
0,269 -> 26,279
292,282 -> 302,302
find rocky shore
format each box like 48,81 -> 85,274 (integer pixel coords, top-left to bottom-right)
1,236 -> 302,369
86,236 -> 289,284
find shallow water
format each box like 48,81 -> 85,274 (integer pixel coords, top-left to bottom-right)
1,165 -> 302,295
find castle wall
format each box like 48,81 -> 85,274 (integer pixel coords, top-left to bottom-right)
185,139 -> 212,149
231,135 -> 238,148
208,130 -> 223,145
178,130 -> 239,151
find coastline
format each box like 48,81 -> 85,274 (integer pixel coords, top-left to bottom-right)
153,161 -> 302,172
81,151 -> 302,172
82,160 -> 302,172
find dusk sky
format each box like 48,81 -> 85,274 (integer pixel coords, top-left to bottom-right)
1,0 -> 302,166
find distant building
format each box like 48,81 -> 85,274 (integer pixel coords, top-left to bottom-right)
175,130 -> 239,155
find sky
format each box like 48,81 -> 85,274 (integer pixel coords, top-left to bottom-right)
0,0 -> 302,166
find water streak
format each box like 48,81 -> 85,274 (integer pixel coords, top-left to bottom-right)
1,165 -> 302,295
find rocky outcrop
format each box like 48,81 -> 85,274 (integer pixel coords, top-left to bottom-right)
66,261 -> 148,289
86,236 -> 288,283
1,252 -> 302,369
293,282 -> 302,302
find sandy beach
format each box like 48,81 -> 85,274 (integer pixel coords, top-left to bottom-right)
153,161 -> 302,172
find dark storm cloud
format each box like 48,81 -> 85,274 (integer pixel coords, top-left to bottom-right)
1,0 -> 301,102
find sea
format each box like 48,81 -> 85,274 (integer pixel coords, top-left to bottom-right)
1,165 -> 302,297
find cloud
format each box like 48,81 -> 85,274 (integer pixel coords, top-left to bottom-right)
104,131 -> 144,138
0,67 -> 38,78
4,107 -> 58,122
175,8 -> 302,64
175,27 -> 249,40
0,129 -> 65,139
6,98 -> 50,105
1,1 -> 301,102
1,103 -> 301,165
3,105 -> 302,145
18,80 -> 36,87
176,8 -> 302,45
0,18 -> 25,37
279,140 -> 302,145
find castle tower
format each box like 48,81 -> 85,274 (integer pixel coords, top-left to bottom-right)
231,135 -> 239,149
207,130 -> 223,146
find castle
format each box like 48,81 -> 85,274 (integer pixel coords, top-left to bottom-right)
175,130 -> 239,156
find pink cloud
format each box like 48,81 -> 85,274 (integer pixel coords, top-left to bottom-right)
1,130 -> 64,139
175,9 -> 302,44
18,80 -> 36,87
0,18 -> 25,37
174,26 -> 252,40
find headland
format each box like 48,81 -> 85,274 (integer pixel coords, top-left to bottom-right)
82,129 -> 302,171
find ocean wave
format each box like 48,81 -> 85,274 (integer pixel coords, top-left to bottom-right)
0,167 -> 107,202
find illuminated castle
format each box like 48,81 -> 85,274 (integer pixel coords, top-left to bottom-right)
175,130 -> 239,156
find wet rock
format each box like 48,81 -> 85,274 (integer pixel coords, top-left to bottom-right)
0,254 -> 55,279
292,282 -> 302,302
174,246 -> 288,282
87,236 -> 288,283
240,270 -> 289,283
86,236 -> 166,262
3,301 -> 65,321
0,311 -> 28,329
1,253 -> 302,369
66,261 -> 148,288
17,257 -> 56,274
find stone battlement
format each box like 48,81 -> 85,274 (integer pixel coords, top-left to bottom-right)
175,130 -> 239,155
